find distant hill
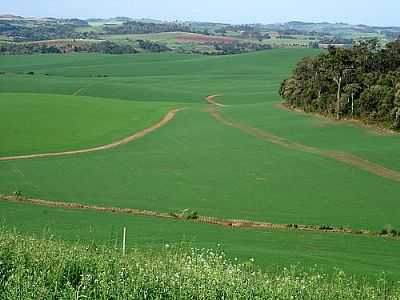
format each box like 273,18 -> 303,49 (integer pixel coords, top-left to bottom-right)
0,14 -> 24,20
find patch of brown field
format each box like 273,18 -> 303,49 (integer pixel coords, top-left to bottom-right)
207,96 -> 400,183
175,33 -> 236,44
0,194 -> 392,239
0,108 -> 182,162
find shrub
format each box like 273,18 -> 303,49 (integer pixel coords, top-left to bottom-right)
172,208 -> 199,220
381,224 -> 396,236
287,224 -> 298,229
319,225 -> 334,231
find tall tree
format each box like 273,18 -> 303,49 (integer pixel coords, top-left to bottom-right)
280,39 -> 400,130
344,83 -> 361,118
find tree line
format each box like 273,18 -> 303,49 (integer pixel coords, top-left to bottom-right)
0,20 -> 86,41
212,42 -> 271,55
103,21 -> 192,35
0,40 -> 170,55
280,39 -> 400,130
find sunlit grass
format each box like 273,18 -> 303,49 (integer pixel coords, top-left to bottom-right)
1,229 -> 399,299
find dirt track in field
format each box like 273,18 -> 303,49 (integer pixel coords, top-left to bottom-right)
0,108 -> 182,162
206,95 -> 227,107
73,88 -> 87,96
0,194 -> 390,238
206,96 -> 400,183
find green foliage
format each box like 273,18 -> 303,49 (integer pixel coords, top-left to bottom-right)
319,225 -> 334,231
280,39 -> 400,129
0,40 -> 138,55
1,229 -> 399,299
136,39 -> 171,52
381,225 -> 400,237
212,41 -> 271,55
0,19 -> 86,41
171,208 -> 199,220
103,21 -> 192,35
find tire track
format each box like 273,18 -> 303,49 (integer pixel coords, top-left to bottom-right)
0,108 -> 182,162
206,96 -> 400,183
73,88 -> 87,96
0,194 -> 393,239
206,95 -> 227,107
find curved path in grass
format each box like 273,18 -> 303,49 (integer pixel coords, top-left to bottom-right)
206,96 -> 400,183
0,108 -> 182,161
205,95 -> 227,107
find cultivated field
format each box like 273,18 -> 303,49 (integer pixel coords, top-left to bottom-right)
1,49 -> 400,278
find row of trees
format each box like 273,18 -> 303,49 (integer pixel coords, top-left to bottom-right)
0,39 -> 173,55
136,40 -> 171,52
213,42 -> 271,55
1,39 -> 272,56
280,39 -> 400,130
103,21 -> 192,35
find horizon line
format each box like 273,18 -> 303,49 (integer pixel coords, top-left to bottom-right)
1,13 -> 400,28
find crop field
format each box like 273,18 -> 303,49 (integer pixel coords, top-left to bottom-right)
0,93 -> 177,156
1,49 -> 400,279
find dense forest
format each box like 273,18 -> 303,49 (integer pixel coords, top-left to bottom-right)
0,20 -> 88,41
280,39 -> 400,130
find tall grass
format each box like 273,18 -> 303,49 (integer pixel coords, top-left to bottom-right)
0,229 -> 399,299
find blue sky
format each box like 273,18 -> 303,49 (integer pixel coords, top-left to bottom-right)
1,0 -> 399,26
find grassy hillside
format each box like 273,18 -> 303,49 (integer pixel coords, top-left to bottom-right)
1,49 -> 399,278
0,51 -> 314,118
0,93 -> 177,156
224,102 -> 400,172
1,229 -> 399,299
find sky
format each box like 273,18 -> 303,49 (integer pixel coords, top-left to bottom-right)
1,0 -> 400,27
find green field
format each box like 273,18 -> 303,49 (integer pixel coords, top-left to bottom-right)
2,200 -> 400,280
1,49 -> 399,278
0,93 -> 177,156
